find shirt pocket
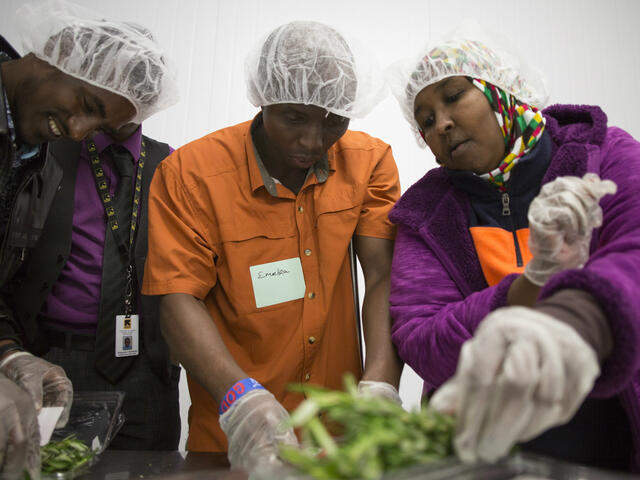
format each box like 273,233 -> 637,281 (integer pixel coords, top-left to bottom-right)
314,188 -> 362,235
216,206 -> 300,315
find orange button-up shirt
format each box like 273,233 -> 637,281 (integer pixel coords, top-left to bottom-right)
142,116 -> 400,451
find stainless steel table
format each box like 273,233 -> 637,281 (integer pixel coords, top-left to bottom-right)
70,451 -> 637,480
73,451 -> 244,480
256,453 -> 638,480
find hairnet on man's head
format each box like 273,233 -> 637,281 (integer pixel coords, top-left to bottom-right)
16,0 -> 178,123
245,21 -> 385,119
385,20 -> 548,140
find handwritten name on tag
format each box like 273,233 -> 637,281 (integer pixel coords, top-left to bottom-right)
250,257 -> 306,308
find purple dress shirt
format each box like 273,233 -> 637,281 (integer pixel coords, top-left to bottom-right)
40,127 -> 161,334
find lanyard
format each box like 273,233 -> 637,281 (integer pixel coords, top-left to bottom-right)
88,139 -> 146,315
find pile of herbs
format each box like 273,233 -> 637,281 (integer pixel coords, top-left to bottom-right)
279,375 -> 454,479
40,434 -> 95,475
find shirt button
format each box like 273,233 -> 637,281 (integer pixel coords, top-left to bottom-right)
308,336 -> 316,344
307,292 -> 315,299
304,249 -> 312,256
304,373 -> 311,381
297,206 -> 304,213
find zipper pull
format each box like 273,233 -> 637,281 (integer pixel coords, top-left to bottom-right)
501,192 -> 511,216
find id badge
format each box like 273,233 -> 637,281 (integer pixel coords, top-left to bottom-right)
115,314 -> 139,357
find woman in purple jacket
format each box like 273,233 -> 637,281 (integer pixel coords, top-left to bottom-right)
386,25 -> 640,472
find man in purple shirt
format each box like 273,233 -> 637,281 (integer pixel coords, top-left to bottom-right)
0,0 -> 179,468
9,122 -> 181,450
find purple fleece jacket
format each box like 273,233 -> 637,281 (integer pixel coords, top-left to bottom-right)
389,104 -> 640,468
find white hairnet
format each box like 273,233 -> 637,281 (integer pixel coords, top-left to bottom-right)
15,0 -> 178,123
386,21 -> 548,140
245,21 -> 385,119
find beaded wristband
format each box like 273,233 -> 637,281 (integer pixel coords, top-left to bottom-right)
219,378 -> 265,415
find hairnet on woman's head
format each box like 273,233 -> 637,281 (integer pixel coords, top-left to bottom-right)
385,20 -> 548,139
245,21 -> 386,119
16,0 -> 179,123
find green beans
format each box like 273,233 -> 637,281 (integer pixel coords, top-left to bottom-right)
279,375 -> 454,479
40,435 -> 95,474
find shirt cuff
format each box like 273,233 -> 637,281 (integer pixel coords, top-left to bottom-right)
535,289 -> 612,363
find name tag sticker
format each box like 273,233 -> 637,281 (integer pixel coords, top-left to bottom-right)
250,257 -> 306,308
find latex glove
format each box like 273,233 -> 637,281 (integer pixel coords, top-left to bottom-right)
357,381 -> 402,405
0,372 -> 40,480
524,173 -> 617,286
0,352 -> 73,428
219,389 -> 298,473
430,306 -> 599,463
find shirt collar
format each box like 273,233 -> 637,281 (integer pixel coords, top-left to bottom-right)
3,86 -> 40,163
1,44 -> 41,163
247,113 -> 330,197
3,86 -> 16,147
91,125 -> 143,161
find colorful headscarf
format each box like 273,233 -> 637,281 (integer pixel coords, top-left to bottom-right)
472,78 -> 545,191
386,32 -> 548,144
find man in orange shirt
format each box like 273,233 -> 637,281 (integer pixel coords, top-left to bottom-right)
143,21 -> 402,472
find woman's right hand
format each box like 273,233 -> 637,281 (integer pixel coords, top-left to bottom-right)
524,173 -> 616,286
430,306 -> 600,463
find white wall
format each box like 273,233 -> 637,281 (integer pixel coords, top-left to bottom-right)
3,0 -> 640,451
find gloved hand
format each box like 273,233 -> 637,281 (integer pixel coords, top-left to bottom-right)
219,389 -> 298,473
430,306 -> 599,463
0,352 -> 73,428
357,380 -> 402,405
524,173 -> 617,286
0,371 -> 40,480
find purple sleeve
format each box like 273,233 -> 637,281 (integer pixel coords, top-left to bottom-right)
540,128 -> 640,397
390,225 -> 517,390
